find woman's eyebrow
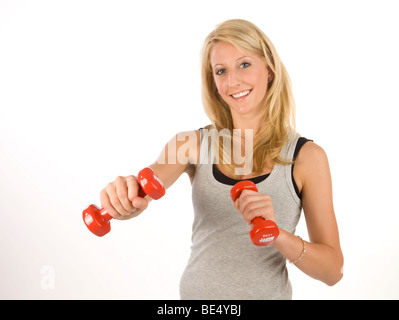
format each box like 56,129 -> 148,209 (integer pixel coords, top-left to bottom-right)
213,56 -> 251,69
236,55 -> 251,61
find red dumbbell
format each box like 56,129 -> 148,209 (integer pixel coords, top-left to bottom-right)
82,167 -> 166,237
230,180 -> 279,246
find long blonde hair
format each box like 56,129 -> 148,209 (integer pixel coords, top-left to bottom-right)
201,19 -> 296,177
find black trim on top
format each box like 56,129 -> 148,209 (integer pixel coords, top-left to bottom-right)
291,137 -> 312,199
212,164 -> 270,186
211,137 -> 312,199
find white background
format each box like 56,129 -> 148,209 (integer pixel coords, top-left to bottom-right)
1,0 -> 398,300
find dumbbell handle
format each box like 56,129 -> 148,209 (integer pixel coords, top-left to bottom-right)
251,216 -> 266,225
97,207 -> 112,222
230,180 -> 279,246
230,181 -> 264,225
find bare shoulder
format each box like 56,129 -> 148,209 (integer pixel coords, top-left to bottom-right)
172,130 -> 201,179
297,141 -> 328,165
175,129 -> 201,163
151,129 -> 201,188
293,141 -> 331,194
158,130 -> 201,165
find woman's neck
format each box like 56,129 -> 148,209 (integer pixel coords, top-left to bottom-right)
232,114 -> 262,137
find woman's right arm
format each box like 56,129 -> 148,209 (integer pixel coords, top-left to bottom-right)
100,130 -> 200,220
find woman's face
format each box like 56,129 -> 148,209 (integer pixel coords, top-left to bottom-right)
210,41 -> 271,117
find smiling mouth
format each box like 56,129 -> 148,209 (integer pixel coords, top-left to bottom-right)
231,89 -> 252,99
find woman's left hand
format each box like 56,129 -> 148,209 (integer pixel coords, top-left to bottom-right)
233,189 -> 276,226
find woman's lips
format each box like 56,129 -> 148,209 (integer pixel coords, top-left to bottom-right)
230,89 -> 252,100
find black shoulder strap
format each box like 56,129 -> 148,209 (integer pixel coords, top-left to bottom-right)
292,137 -> 313,199
293,137 -> 312,160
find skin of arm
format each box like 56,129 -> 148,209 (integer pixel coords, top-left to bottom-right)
281,141 -> 344,286
150,130 -> 200,189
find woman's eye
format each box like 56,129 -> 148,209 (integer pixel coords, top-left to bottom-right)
215,68 -> 226,76
240,62 -> 250,69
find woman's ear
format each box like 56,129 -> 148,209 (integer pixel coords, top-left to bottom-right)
267,66 -> 274,82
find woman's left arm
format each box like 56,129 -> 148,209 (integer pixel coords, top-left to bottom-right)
272,142 -> 344,286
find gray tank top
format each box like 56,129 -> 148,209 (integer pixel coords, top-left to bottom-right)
179,128 -> 302,299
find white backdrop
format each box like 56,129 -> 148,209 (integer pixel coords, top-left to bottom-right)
1,0 -> 398,300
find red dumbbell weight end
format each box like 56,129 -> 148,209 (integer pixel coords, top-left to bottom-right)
82,167 -> 165,237
230,180 -> 279,246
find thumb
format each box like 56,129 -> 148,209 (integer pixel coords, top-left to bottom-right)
233,199 -> 240,211
132,197 -> 148,210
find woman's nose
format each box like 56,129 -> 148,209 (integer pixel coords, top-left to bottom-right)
228,70 -> 242,88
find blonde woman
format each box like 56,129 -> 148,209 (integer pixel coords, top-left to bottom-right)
99,19 -> 344,299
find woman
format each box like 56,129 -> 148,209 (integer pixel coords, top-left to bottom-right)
99,19 -> 344,299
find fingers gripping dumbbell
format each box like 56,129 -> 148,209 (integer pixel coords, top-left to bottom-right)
230,181 -> 279,246
82,167 -> 165,237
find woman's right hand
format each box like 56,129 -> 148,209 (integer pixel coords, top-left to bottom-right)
100,175 -> 149,220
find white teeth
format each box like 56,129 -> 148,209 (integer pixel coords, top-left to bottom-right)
232,90 -> 251,99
